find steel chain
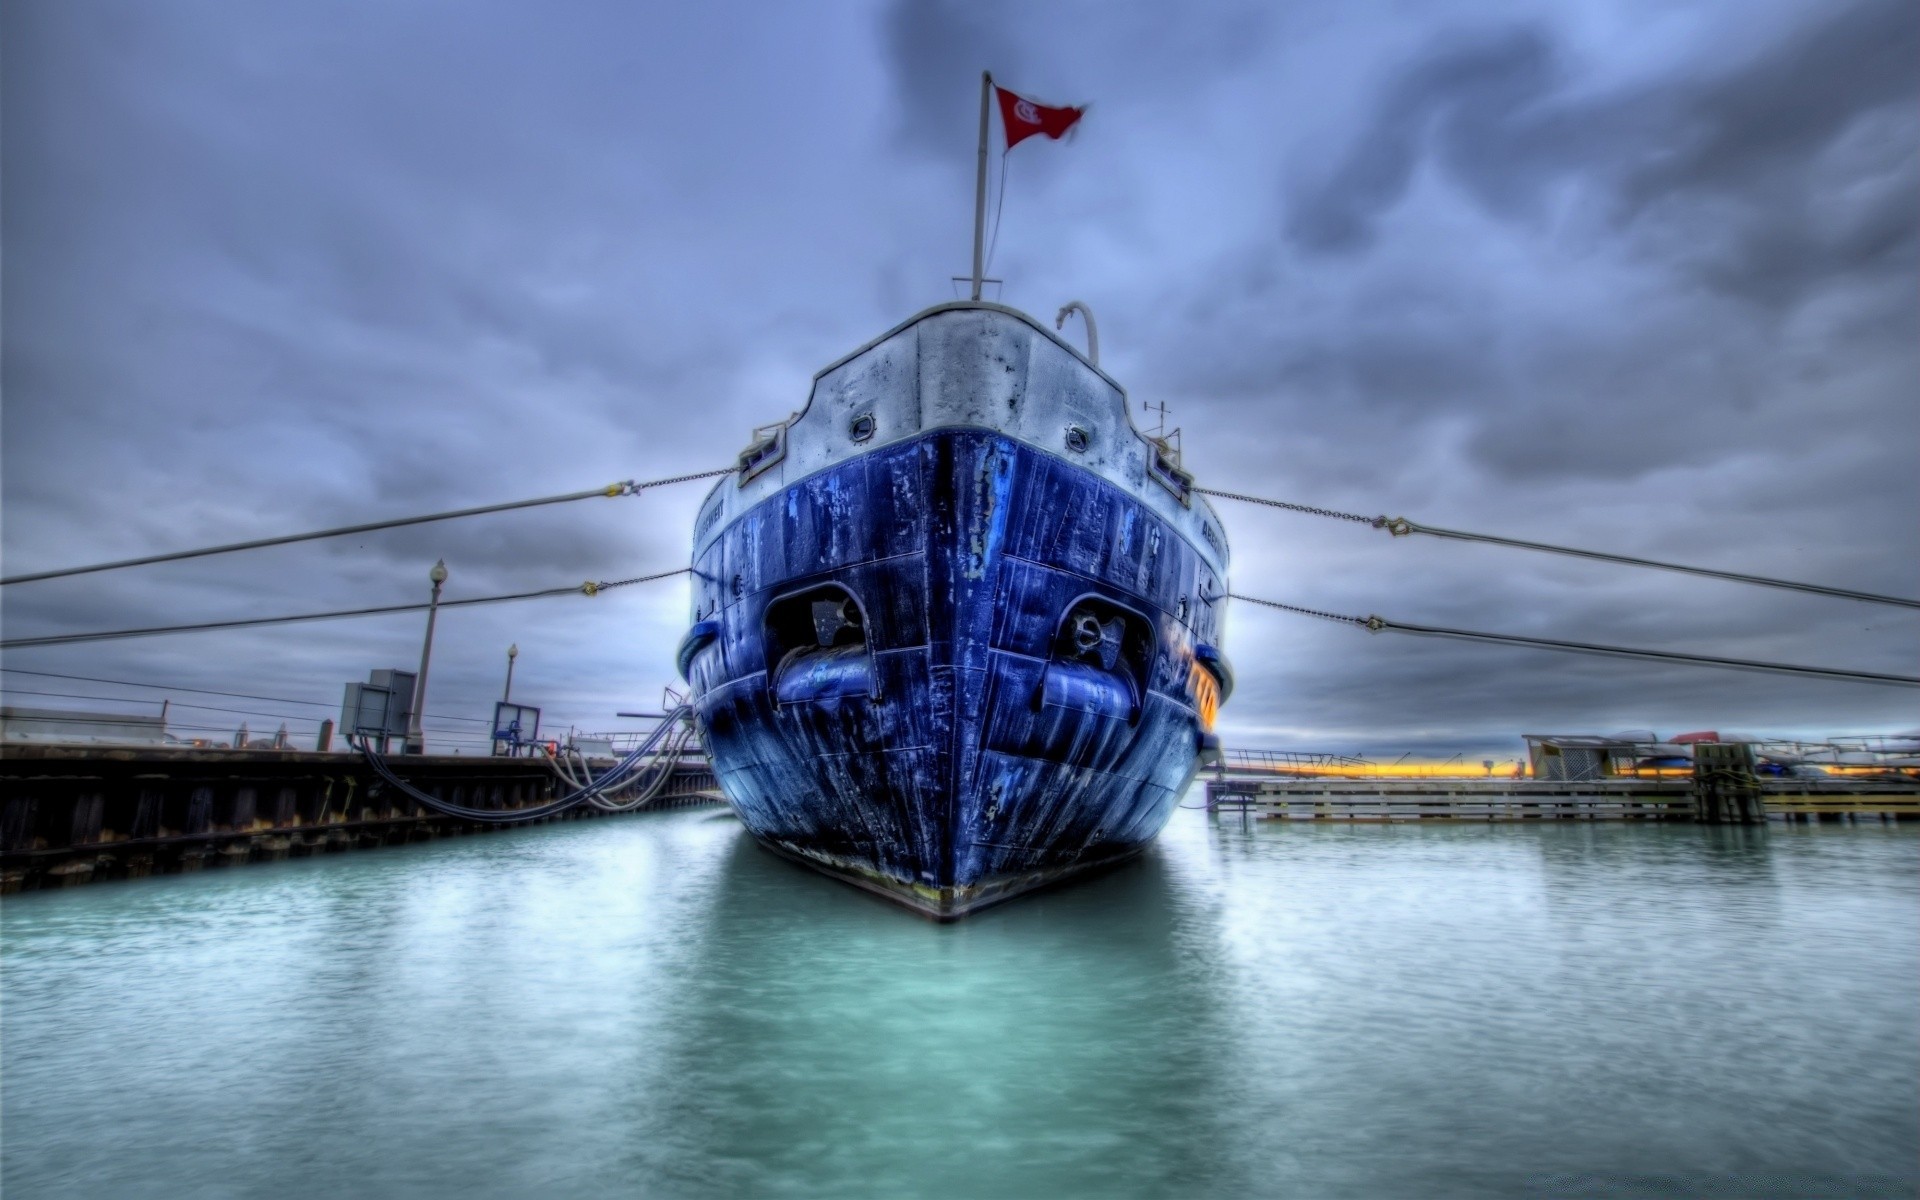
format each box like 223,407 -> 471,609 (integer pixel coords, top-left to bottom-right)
1192,487 -> 1376,525
593,566 -> 693,592
1225,591 -> 1375,628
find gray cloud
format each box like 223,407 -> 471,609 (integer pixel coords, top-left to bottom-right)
883,0 -> 1027,159
3,0 -> 1914,760
1287,0 -> 1920,309
1286,25 -> 1563,254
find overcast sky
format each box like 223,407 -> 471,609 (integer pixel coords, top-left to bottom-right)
3,0 -> 1915,760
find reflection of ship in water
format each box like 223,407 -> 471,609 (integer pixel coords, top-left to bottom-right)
622,824 -> 1236,1195
678,303 -> 1233,918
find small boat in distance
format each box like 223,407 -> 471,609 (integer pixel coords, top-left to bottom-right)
678,299 -> 1232,917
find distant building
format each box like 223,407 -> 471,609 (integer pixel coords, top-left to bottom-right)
1526,731 -> 1920,781
231,723 -> 293,750
1,705 -> 169,746
1523,734 -> 1659,781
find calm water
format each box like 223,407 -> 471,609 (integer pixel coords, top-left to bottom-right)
4,806 -> 1916,1199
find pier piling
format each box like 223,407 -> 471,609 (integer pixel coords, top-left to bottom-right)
1690,744 -> 1767,825
0,745 -> 721,893
1203,769 -> 1915,824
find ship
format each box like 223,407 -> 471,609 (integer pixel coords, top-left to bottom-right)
676,298 -> 1233,918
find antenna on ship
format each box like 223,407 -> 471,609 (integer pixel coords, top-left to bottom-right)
1143,399 -> 1184,468
1143,399 -> 1171,439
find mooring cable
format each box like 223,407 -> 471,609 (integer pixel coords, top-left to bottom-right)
0,568 -> 691,650
0,686 -> 452,730
1197,488 -> 1919,610
1192,487 -> 1380,526
0,467 -> 734,587
1228,592 -> 1920,688
0,666 -> 492,722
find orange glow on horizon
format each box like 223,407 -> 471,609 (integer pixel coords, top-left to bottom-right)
1225,762 -> 1917,781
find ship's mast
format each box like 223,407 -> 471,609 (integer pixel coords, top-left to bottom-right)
970,70 -> 992,302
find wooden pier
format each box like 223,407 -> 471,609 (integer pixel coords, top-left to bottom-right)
1206,773 -> 1920,824
0,744 -> 722,893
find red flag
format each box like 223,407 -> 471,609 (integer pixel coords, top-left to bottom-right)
995,85 -> 1084,149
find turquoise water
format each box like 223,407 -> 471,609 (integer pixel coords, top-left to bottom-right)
4,807 -> 1916,1198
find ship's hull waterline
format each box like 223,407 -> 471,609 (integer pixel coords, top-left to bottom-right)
680,305 -> 1230,918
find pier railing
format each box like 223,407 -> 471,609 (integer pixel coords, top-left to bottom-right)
1205,763 -> 1918,824
1217,749 -> 1376,775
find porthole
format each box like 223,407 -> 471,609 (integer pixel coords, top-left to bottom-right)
1064,425 -> 1090,453
849,413 -> 876,443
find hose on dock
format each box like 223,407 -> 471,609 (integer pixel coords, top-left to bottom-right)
545,710 -> 701,813
1198,488 -> 1919,610
349,705 -> 698,824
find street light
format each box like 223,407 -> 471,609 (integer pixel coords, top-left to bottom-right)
493,643 -> 520,757
407,559 -> 447,754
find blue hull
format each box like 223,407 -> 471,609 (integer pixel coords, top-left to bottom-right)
684,427 -> 1226,918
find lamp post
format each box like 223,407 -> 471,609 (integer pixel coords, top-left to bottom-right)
407,559 -> 447,754
494,643 -> 520,756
